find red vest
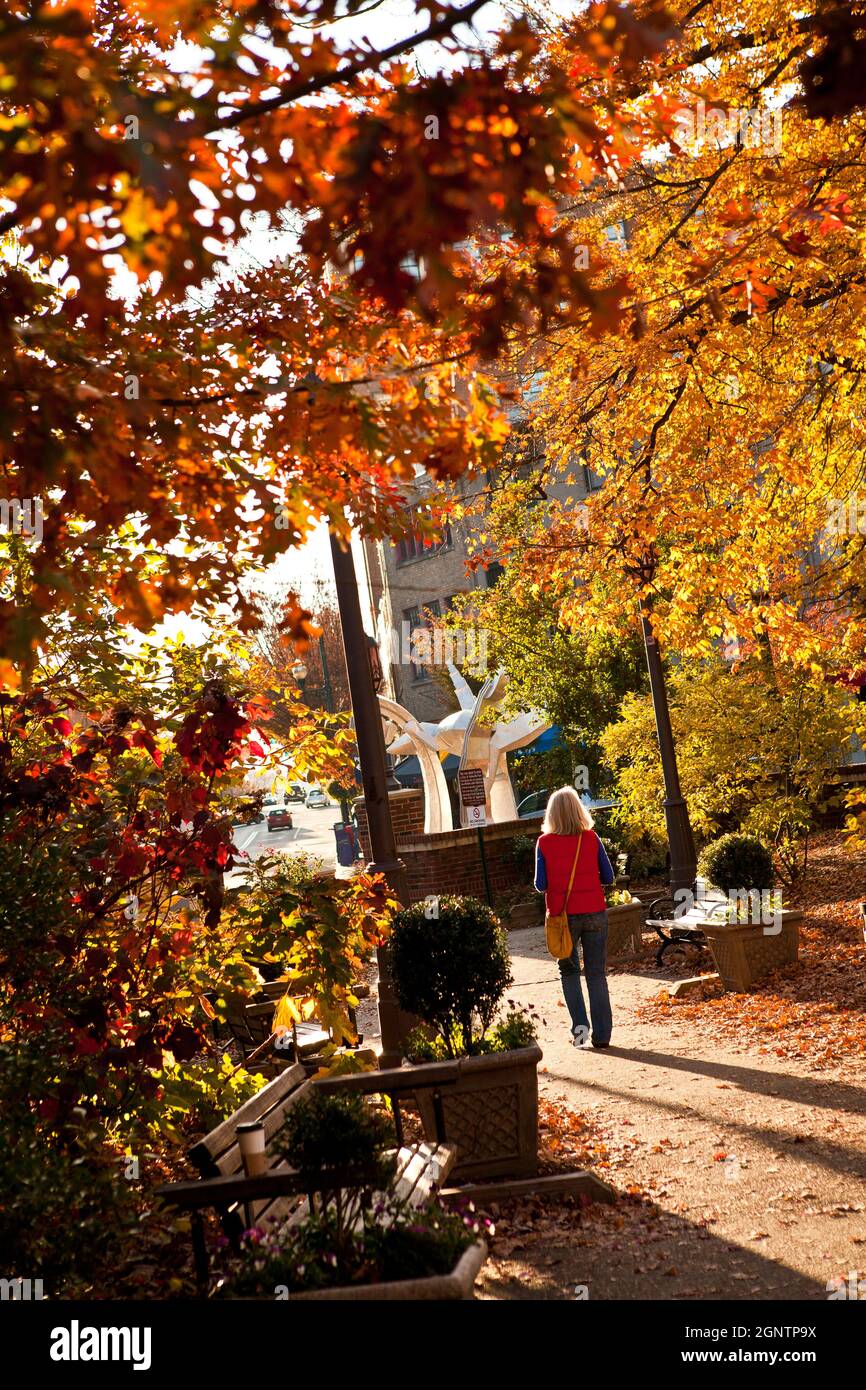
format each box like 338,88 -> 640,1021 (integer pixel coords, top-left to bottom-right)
539,831 -> 606,916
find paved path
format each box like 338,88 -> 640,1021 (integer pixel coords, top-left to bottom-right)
478,926 -> 866,1300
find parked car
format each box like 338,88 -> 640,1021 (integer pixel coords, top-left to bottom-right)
517,789 -> 549,819
267,807 -> 293,832
305,788 -> 329,809
285,785 -> 305,804
517,787 -> 619,819
262,794 -> 280,808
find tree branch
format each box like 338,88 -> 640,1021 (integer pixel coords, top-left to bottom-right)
211,0 -> 489,132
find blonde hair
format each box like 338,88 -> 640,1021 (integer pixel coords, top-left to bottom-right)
541,785 -> 594,835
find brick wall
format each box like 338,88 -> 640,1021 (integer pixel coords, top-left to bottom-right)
353,789 -> 425,860
354,789 -> 537,905
397,819 -> 536,904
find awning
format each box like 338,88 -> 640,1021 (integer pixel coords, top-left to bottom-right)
393,753 -> 460,784
512,725 -> 566,753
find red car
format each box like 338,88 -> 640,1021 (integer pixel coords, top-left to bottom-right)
267,808 -> 293,832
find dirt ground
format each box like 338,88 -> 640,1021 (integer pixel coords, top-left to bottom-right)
474,924 -> 866,1301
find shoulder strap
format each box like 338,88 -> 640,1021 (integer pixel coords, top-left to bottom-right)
558,832 -> 583,915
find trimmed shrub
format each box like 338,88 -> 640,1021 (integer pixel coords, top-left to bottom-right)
390,896 -> 512,1057
698,833 -> 775,893
277,1091 -> 393,1185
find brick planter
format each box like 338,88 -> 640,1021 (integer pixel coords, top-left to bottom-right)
414,1044 -> 542,1182
702,911 -> 802,992
606,902 -> 644,955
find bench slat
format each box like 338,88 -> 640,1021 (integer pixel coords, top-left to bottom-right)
189,1062 -> 307,1174
373,1142 -> 456,1229
311,1060 -> 461,1098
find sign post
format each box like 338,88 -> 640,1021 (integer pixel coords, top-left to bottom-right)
458,768 -> 492,907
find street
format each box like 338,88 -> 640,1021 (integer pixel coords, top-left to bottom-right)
225,800 -> 348,887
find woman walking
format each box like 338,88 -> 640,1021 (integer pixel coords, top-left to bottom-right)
534,786 -> 615,1049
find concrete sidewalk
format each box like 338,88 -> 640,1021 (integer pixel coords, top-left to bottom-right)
476,925 -> 866,1300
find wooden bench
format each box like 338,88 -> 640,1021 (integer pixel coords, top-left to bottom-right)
157,1059 -> 461,1289
157,1061 -> 312,1285
646,895 -> 730,966
224,981 -> 333,1072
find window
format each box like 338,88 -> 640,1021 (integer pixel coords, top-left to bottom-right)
394,521 -> 452,565
403,602 -> 441,680
583,464 -> 603,494
484,562 -> 504,588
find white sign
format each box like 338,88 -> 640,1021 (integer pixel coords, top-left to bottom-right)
467,803 -> 487,827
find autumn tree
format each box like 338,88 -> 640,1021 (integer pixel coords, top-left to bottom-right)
445,473 -> 648,789
0,0 -> 686,682
254,579 -> 351,715
470,0 -> 866,690
600,653 -> 858,880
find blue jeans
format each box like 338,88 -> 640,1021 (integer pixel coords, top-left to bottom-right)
558,911 -> 612,1045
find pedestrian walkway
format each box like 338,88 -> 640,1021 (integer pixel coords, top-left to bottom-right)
476,926 -> 866,1300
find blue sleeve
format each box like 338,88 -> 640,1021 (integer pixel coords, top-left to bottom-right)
597,836 -> 615,886
534,842 -> 548,893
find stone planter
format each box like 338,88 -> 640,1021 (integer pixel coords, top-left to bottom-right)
606,901 -> 644,955
702,911 -> 802,992
414,1045 -> 542,1182
291,1239 -> 487,1301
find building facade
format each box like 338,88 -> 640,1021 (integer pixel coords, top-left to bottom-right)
362,443 -> 600,723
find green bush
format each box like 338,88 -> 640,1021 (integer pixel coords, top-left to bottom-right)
511,834 -> 537,877
698,833 -> 775,893
277,1091 -> 394,1185
0,1071 -> 135,1295
155,1056 -> 268,1141
390,896 -> 512,1058
405,1001 -> 538,1063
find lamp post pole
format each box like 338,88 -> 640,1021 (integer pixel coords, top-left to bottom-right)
639,604 -> 697,900
329,529 -> 411,1068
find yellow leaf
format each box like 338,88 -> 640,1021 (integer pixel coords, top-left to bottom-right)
273,994 -> 302,1030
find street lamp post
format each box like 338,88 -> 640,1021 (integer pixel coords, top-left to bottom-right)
639,605 -> 697,900
329,529 -> 412,1068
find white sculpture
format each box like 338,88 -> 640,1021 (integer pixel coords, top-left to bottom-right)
382,664 -> 550,831
378,695 -> 452,835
